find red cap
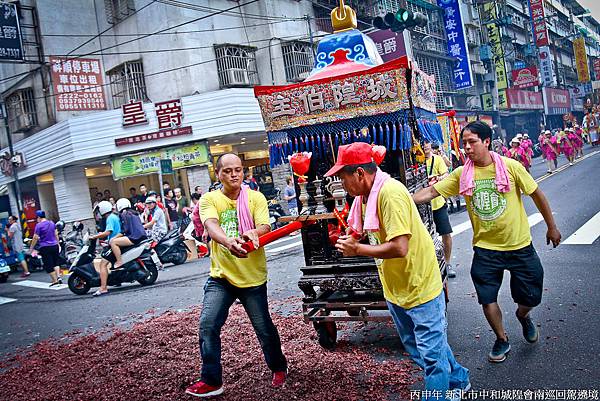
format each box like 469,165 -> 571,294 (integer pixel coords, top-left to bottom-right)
324,142 -> 374,177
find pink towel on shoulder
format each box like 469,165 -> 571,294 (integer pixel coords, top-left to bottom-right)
236,184 -> 255,236
459,151 -> 511,196
347,168 -> 391,234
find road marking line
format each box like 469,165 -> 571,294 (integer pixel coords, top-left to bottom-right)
0,296 -> 17,305
527,213 -> 544,227
11,280 -> 67,290
536,150 -> 599,183
265,234 -> 299,247
451,220 -> 472,237
266,240 -> 303,254
562,210 -> 600,245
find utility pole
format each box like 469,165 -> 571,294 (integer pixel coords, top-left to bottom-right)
306,15 -> 316,58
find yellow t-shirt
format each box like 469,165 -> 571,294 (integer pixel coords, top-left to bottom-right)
434,157 -> 538,251
199,189 -> 270,288
426,155 -> 449,211
366,179 -> 442,309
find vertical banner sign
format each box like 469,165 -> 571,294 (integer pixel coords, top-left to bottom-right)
573,37 -> 590,83
528,0 -> 550,47
50,57 -> 107,111
483,3 -> 508,90
593,58 -> 600,81
0,3 -> 24,61
437,0 -> 473,89
538,47 -> 555,87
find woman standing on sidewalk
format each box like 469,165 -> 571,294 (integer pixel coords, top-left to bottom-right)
28,211 -> 61,286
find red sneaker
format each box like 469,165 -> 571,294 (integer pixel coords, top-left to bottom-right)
271,369 -> 288,387
185,381 -> 223,398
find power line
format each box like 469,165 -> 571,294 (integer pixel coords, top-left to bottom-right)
1,0 -> 260,85
31,32 -> 328,102
157,0 -> 295,21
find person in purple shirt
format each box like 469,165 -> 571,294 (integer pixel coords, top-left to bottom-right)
28,210 -> 62,287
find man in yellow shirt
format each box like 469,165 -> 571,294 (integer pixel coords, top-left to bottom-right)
185,153 -> 287,398
414,121 -> 561,364
330,142 -> 470,400
424,142 -> 456,277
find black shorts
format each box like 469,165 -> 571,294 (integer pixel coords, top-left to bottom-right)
128,236 -> 146,245
471,243 -> 544,307
39,245 -> 60,273
432,205 -> 453,236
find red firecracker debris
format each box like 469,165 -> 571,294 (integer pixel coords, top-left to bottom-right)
0,301 -> 418,401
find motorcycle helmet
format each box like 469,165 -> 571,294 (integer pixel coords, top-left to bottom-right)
116,198 -> 131,212
55,220 -> 65,232
96,201 -> 113,216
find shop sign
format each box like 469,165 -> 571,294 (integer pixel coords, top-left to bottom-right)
538,46 -> 555,87
254,58 -> 410,132
569,83 -> 592,99
481,93 -> 493,111
511,66 -> 539,89
593,59 -> 600,81
571,97 -> 584,112
366,30 -> 406,63
543,87 -> 571,115
114,126 -> 192,147
122,101 -> 148,127
498,89 -> 508,109
50,57 -> 106,111
483,3 -> 508,90
0,3 -> 23,61
111,142 -> 210,179
437,0 -> 473,89
573,37 -> 590,83
155,99 -> 183,129
505,88 -> 543,110
528,0 -> 549,47
160,159 -> 173,175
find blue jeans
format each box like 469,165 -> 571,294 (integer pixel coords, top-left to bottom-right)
387,291 -> 470,401
199,277 -> 287,386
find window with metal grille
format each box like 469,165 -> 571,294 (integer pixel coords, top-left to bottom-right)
106,60 -> 148,109
214,44 -> 259,88
414,54 -> 455,110
282,41 -> 314,82
6,88 -> 38,133
105,0 -> 135,24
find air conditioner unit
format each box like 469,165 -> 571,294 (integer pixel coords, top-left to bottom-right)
443,96 -> 454,108
225,68 -> 250,87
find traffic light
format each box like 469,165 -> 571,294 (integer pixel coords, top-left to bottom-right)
372,8 -> 428,32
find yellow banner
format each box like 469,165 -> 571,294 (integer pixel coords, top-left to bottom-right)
482,93 -> 493,111
573,37 -> 590,83
484,3 -> 508,90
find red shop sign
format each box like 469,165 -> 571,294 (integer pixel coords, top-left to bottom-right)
511,66 -> 539,89
593,58 -> 600,81
505,88 -> 543,110
114,126 -> 193,147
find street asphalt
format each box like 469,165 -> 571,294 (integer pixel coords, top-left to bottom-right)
1,147 -> 599,395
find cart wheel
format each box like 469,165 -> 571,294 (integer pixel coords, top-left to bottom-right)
313,321 -> 337,350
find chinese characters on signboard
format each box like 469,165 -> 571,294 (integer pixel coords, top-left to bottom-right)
528,0 -> 549,47
543,87 -> 571,115
505,88 -> 544,110
366,30 -> 407,63
437,0 -> 473,89
483,3 -> 508,90
0,3 -> 23,61
117,98 -> 189,146
573,37 -> 590,83
538,47 -> 555,87
593,59 -> 600,81
122,101 -> 148,127
254,60 -> 409,132
511,66 -> 540,89
50,57 -> 106,111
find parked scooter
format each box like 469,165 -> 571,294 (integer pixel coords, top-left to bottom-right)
56,221 -> 84,267
67,234 -> 161,295
0,259 -> 10,283
152,228 -> 189,265
268,189 -> 285,230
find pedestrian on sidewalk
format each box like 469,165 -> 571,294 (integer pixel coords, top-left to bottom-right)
28,211 -> 61,287
185,153 -> 287,398
330,142 -> 470,400
424,142 -> 456,278
282,176 -> 298,216
6,215 -> 30,278
414,121 -> 561,364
